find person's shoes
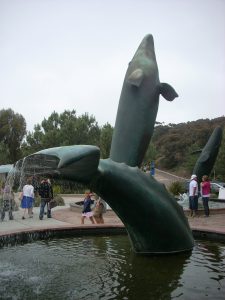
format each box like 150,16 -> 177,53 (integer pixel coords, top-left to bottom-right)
9,217 -> 14,220
22,216 -> 25,220
39,216 -> 43,220
47,215 -> 52,218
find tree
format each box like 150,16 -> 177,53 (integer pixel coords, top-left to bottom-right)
99,123 -> 113,158
0,141 -> 10,164
0,109 -> 26,163
23,110 -> 101,153
144,143 -> 157,164
21,124 -> 44,157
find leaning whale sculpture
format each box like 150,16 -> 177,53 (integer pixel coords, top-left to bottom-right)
193,126 -> 223,184
23,34 -> 194,254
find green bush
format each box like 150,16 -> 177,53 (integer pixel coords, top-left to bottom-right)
168,181 -> 185,196
53,185 -> 62,195
34,194 -> 65,207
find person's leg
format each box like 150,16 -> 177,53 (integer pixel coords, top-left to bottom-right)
93,216 -> 98,223
9,205 -> 13,220
206,198 -> 210,216
100,214 -> 104,224
39,199 -> 46,220
89,216 -> 95,224
193,196 -> 198,217
47,202 -> 51,218
28,198 -> 33,217
202,197 -> 209,216
189,196 -> 193,217
1,207 -> 5,221
22,208 -> 26,219
28,207 -> 33,217
7,199 -> 13,220
81,215 -> 85,224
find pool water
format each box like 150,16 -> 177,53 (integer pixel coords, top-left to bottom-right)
0,235 -> 224,299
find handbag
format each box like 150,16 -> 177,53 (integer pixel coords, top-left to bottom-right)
49,199 -> 57,209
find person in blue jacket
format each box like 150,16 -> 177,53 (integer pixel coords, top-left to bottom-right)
81,192 -> 95,224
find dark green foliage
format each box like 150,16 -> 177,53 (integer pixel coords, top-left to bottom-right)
34,194 -> 65,207
168,181 -> 185,196
52,179 -> 87,194
100,123 -> 113,158
22,110 -> 101,155
0,109 -> 26,163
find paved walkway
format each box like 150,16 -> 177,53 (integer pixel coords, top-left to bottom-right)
0,195 -> 225,238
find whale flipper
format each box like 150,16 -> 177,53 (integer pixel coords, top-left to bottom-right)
127,69 -> 144,87
160,82 -> 179,101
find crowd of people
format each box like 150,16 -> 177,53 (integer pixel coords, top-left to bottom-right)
1,172 -> 212,222
1,177 -> 107,224
1,176 -> 54,221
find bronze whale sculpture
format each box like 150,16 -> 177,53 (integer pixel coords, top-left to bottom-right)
22,34 -> 194,254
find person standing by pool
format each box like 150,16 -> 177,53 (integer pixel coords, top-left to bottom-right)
1,183 -> 14,221
21,178 -> 34,219
93,197 -> 107,224
189,174 -> 198,217
39,177 -> 53,220
200,175 -> 211,217
81,192 -> 95,224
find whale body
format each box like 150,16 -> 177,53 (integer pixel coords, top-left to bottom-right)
110,34 -> 178,167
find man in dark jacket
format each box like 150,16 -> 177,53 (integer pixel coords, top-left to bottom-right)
39,178 -> 53,220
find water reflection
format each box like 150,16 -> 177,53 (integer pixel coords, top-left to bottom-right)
0,236 -> 224,299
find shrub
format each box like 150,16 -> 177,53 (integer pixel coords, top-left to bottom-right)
34,194 -> 65,207
168,181 -> 185,196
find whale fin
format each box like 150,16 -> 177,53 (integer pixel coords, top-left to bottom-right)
127,68 -> 144,87
160,83 -> 178,101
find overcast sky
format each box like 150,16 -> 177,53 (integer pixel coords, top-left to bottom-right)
0,0 -> 224,132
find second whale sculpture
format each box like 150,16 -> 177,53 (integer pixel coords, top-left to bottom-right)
23,34 -> 194,254
193,126 -> 223,184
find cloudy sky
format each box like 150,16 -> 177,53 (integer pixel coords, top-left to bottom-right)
0,0 -> 224,132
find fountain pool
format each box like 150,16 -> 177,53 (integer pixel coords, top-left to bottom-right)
0,235 -> 224,299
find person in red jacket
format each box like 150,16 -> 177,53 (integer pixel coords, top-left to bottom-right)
200,175 -> 211,217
